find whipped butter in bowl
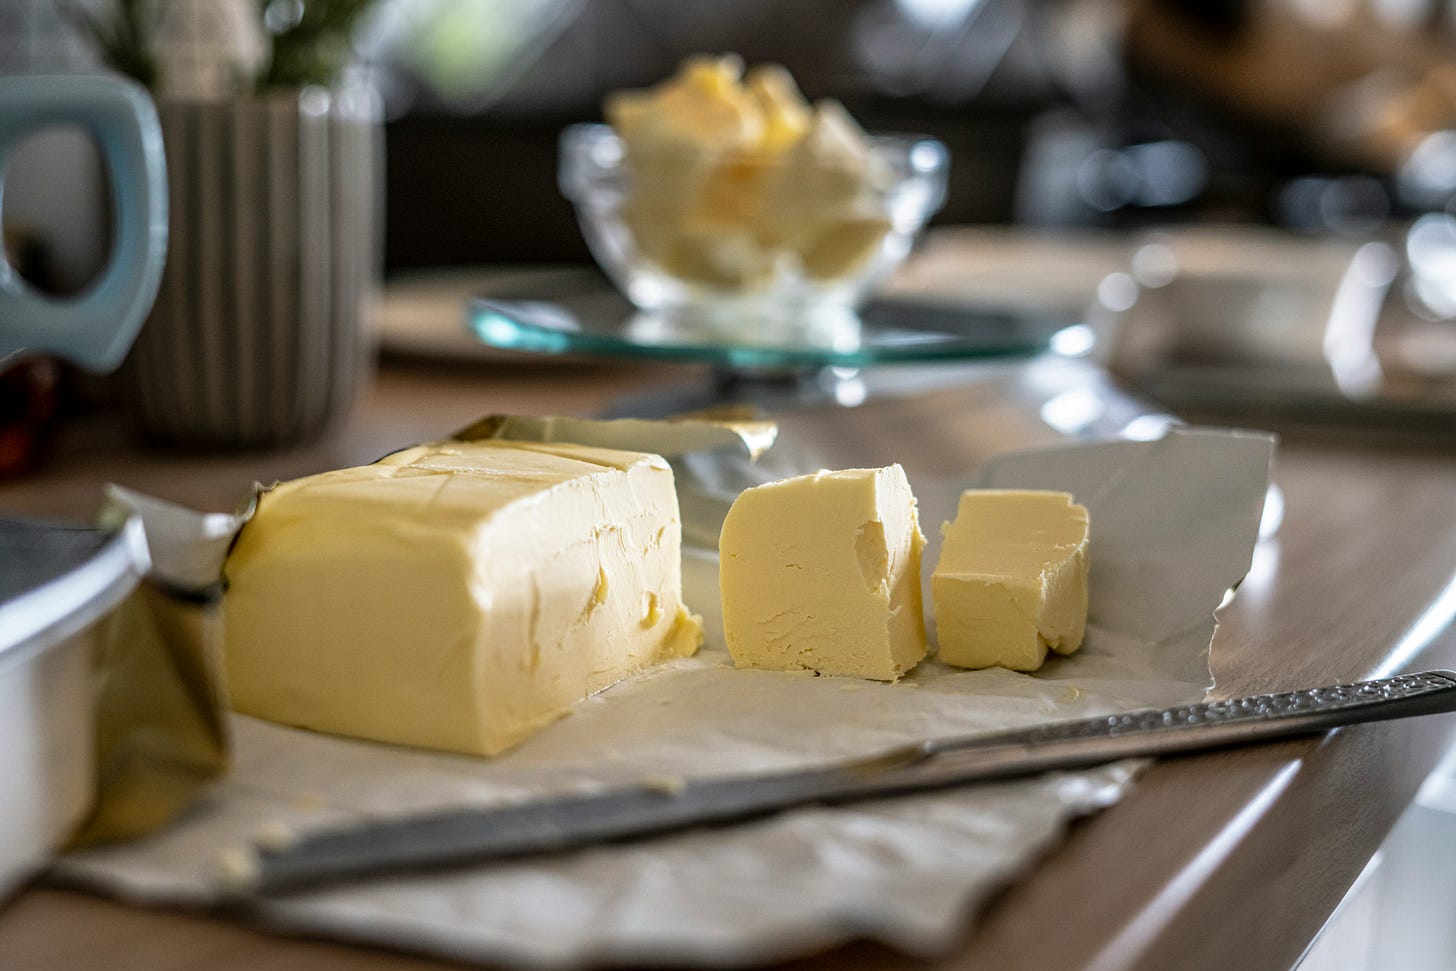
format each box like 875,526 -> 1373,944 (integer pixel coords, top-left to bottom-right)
559,55 -> 949,347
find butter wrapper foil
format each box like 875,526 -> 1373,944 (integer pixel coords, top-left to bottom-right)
454,410 -> 777,459
455,411 -> 780,548
67,488 -> 245,848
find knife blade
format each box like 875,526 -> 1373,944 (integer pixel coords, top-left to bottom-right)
245,669 -> 1456,896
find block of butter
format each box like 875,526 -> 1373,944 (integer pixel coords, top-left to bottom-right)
719,466 -> 927,680
932,490 -> 1089,672
223,440 -> 702,757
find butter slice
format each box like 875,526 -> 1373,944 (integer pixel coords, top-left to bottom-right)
932,490 -> 1089,671
223,440 -> 701,756
719,466 -> 928,680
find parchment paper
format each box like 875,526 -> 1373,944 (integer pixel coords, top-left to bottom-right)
55,427 -> 1275,969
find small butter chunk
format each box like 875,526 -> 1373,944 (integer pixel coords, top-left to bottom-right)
223,440 -> 702,757
719,465 -> 928,680
606,54 -> 762,152
932,490 -> 1089,672
745,64 -> 812,151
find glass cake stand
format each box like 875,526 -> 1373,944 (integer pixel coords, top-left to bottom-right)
466,269 -> 1072,372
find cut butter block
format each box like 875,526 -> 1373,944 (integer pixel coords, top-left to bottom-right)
719,465 -> 928,680
223,440 -> 702,757
932,490 -> 1089,671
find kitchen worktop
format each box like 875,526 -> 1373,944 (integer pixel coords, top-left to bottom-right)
2,331 -> 1454,971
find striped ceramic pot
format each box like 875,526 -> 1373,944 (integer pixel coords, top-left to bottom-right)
121,86 -> 381,449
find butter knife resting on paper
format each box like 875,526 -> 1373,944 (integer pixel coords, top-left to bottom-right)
239,670 -> 1456,896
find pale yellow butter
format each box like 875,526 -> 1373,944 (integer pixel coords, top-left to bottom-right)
223,440 -> 701,757
605,55 -> 890,287
932,490 -> 1089,672
719,465 -> 928,680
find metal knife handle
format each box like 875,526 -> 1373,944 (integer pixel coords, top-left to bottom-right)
249,670 -> 1456,896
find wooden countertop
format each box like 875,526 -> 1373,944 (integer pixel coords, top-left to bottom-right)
3,354 -> 1455,971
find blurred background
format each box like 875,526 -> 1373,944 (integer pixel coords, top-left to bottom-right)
5,0 -> 1456,280
6,0 -> 1455,443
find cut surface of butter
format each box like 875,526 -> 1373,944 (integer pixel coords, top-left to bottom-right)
719,465 -> 927,680
932,490 -> 1089,672
223,440 -> 701,757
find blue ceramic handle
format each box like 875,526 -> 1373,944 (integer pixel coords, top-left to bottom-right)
0,75 -> 167,373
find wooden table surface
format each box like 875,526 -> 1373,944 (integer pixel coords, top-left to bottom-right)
3,352 -> 1455,971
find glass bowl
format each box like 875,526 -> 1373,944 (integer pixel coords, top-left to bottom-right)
558,123 -> 949,348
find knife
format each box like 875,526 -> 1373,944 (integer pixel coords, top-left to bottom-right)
244,669 -> 1456,896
